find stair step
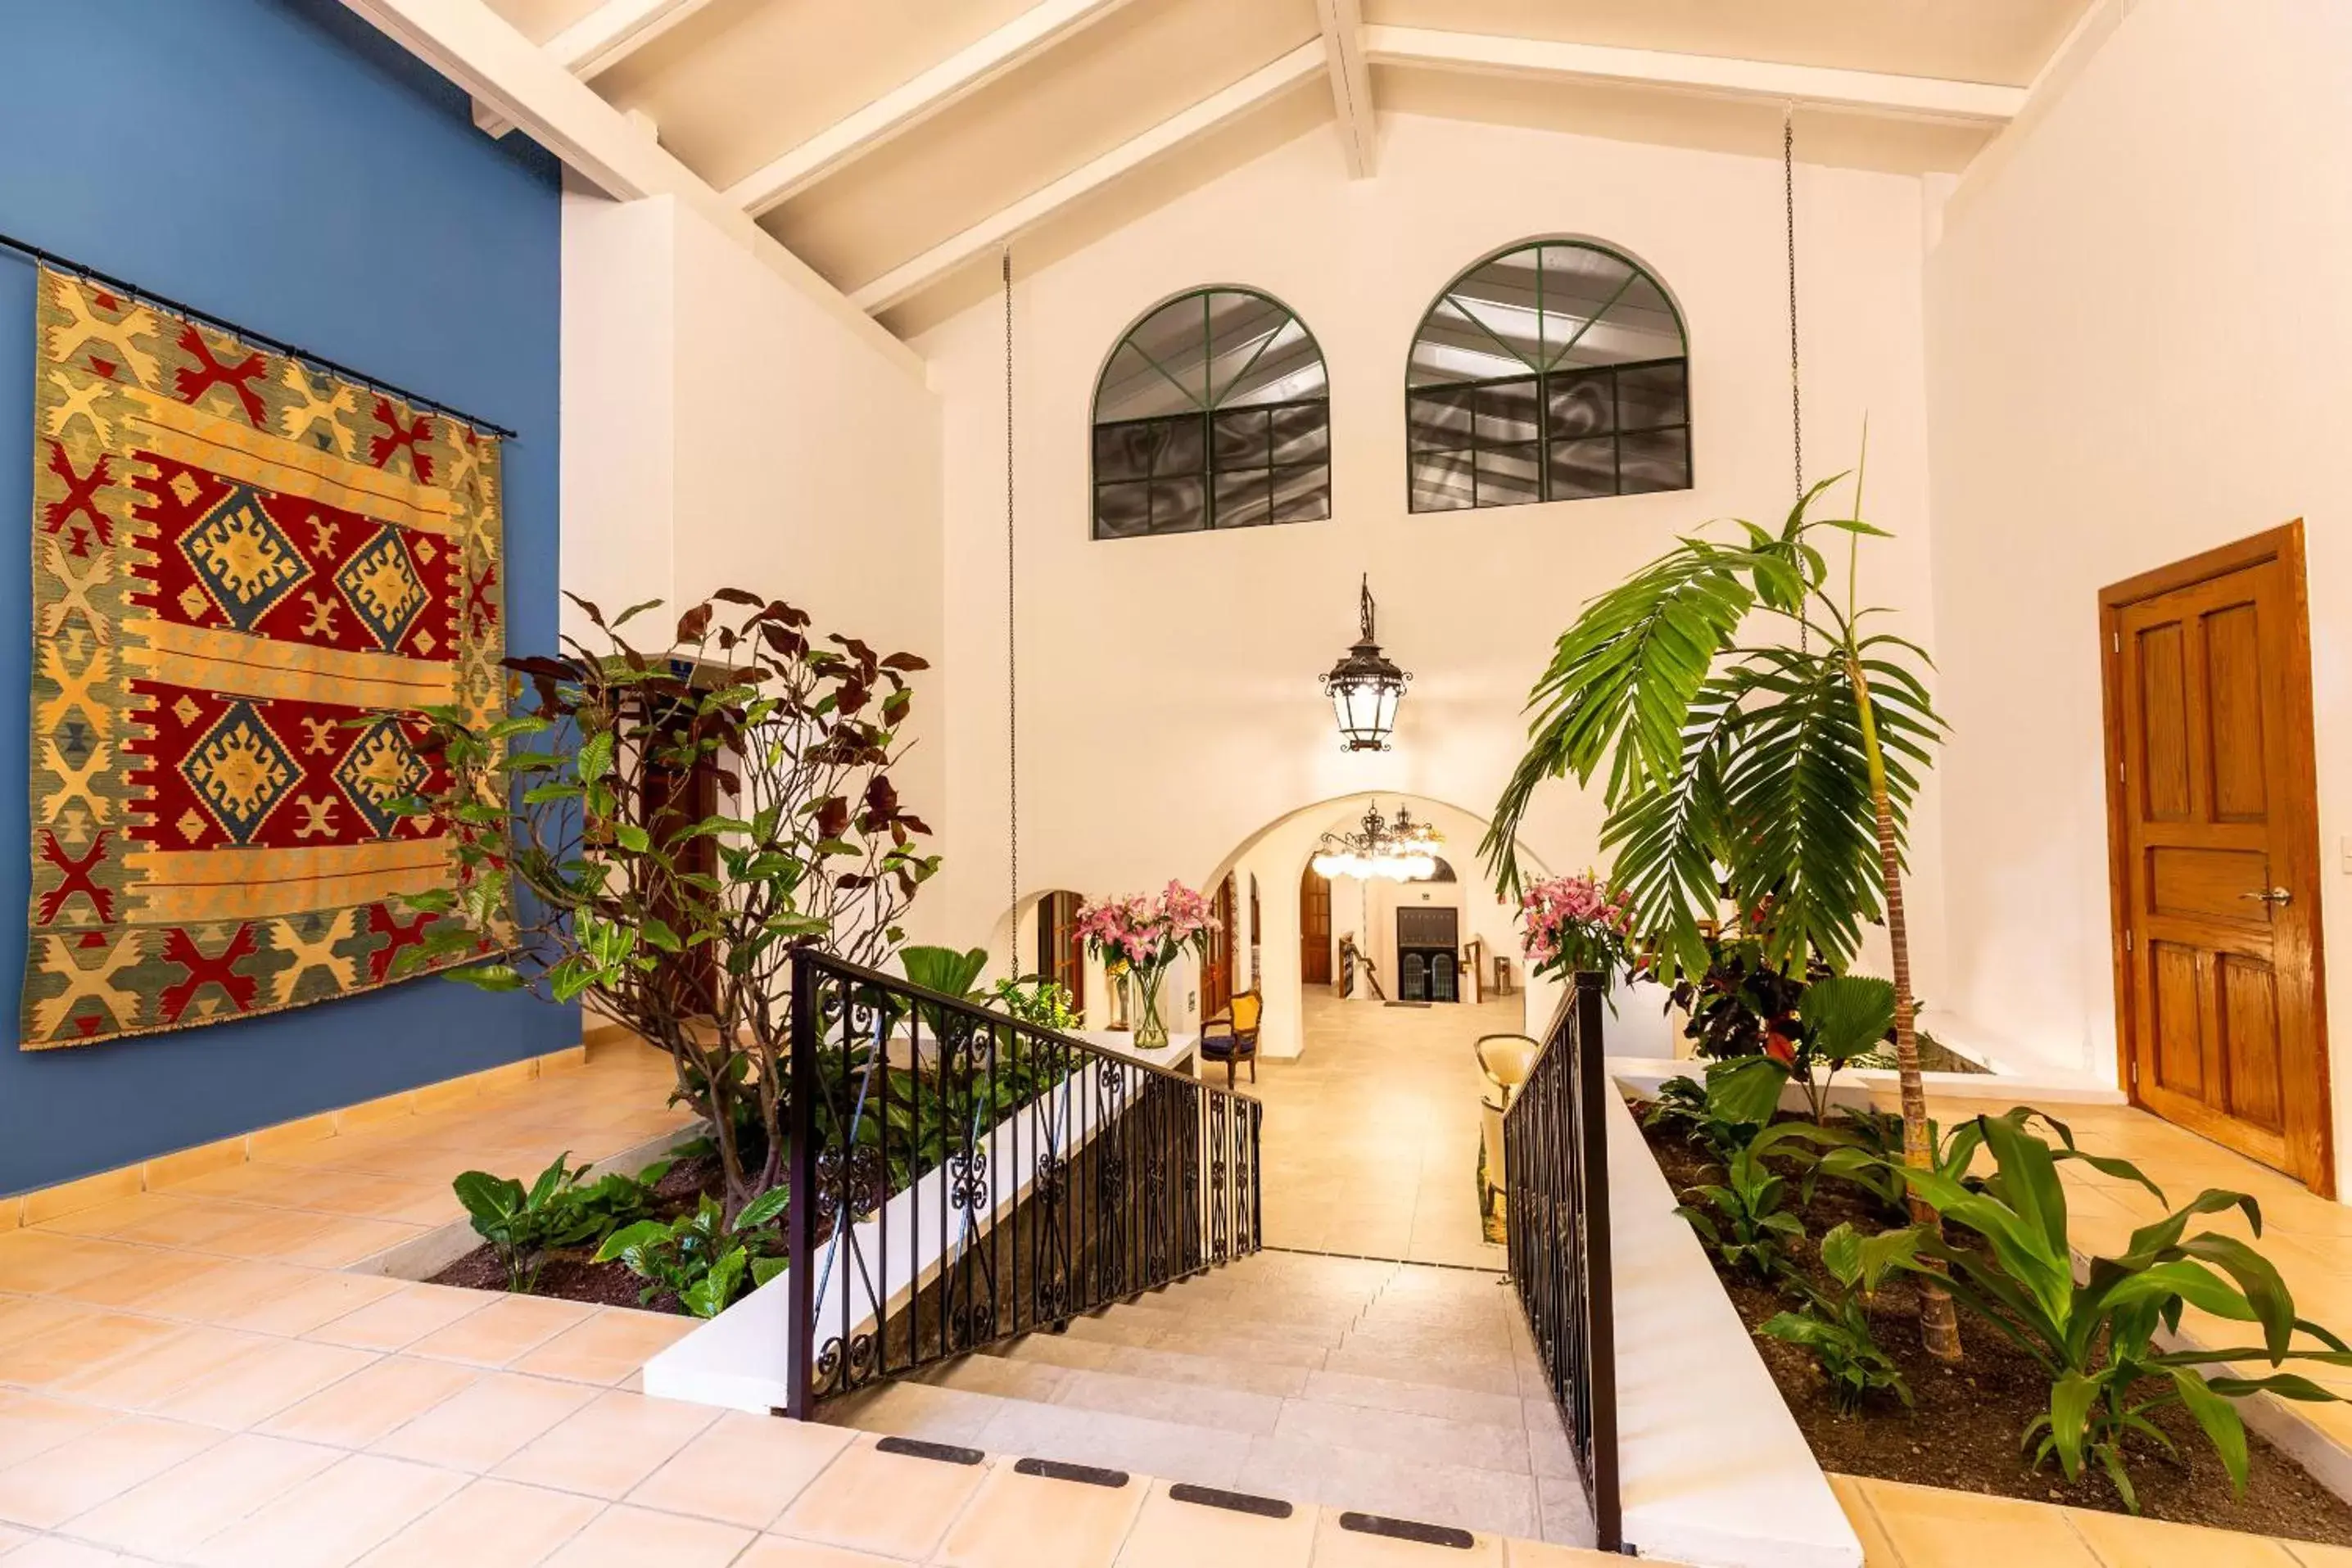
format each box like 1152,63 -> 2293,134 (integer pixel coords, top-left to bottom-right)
988,1330 -> 1313,1398
1297,1368 -> 1529,1430
1242,1432 -> 1541,1540
1048,1364 -> 1286,1435
973,1398 -> 1250,1495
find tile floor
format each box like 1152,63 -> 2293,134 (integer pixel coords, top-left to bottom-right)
1246,991 -> 1520,1268
5,1026 -> 2352,1565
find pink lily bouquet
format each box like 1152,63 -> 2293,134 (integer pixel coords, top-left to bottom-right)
1519,872 -> 1636,988
1075,882 -> 1212,1049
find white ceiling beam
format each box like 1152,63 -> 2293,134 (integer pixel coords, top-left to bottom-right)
850,43 -> 1323,315
1362,26 -> 2026,123
726,0 -> 1139,219
1314,0 -> 1377,178
338,0 -> 927,377
475,0 -> 712,138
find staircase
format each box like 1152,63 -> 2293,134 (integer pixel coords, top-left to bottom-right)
816,1248 -> 1593,1546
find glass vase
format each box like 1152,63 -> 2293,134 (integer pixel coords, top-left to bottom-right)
1128,964 -> 1169,1051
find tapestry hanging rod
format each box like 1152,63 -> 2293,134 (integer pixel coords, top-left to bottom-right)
0,228 -> 521,441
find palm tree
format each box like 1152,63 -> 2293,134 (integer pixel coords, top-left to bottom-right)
1482,464 -> 1961,1360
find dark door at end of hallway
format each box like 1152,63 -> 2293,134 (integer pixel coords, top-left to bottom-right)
2103,523 -> 2333,1195
1300,866 -> 1332,987
1201,874 -> 1237,1020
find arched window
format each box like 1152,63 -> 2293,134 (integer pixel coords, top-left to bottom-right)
1092,288 -> 1330,539
1406,240 -> 1689,513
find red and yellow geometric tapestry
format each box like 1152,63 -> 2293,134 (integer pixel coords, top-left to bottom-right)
24,268 -> 505,1049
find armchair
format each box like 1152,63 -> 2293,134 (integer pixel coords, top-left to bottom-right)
1199,988 -> 1262,1088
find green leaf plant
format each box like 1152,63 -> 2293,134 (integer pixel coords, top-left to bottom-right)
594,1186 -> 793,1318
1672,1121 -> 1843,1281
1760,1221 -> 1920,1414
1880,1110 -> 2352,1510
391,591 -> 942,1212
452,1152 -> 656,1292
1482,447 -> 1961,1357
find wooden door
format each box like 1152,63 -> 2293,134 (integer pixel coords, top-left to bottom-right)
2103,523 -> 2332,1193
640,731 -> 718,1018
1300,866 -> 1332,986
1201,875 -> 1237,1020
1036,890 -> 1085,1014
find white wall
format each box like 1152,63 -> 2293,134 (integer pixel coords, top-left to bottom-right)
916,110 -> 1952,1014
1923,0 -> 2352,1109
561,188 -> 950,924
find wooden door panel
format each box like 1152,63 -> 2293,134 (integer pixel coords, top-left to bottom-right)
2148,941 -> 2205,1098
2219,954 -> 2285,1132
1300,866 -> 1332,986
2104,526 -> 2332,1194
2135,622 -> 2193,820
2147,846 -> 2272,924
2205,603 -> 2270,822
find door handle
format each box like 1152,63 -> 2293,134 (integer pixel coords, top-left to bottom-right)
2241,887 -> 2293,907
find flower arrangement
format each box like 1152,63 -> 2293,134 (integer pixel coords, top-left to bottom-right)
1076,882 -> 1213,1049
1518,872 -> 1635,987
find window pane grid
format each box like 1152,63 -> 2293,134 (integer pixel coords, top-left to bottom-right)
1094,397 -> 1328,535
1406,357 -> 1689,513
1094,288 -> 1330,540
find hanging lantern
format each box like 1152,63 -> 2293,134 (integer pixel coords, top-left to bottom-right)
1319,576 -> 1410,752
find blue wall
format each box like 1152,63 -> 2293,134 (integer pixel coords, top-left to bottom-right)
0,0 -> 576,1193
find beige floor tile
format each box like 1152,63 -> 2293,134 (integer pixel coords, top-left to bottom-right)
508,1308 -> 693,1385
0,1394 -> 114,1468
405,1293 -> 592,1367
190,1452 -> 466,1568
0,1535 -> 139,1566
1502,1542 -> 1640,1566
355,1476 -> 604,1568
0,1233 -> 152,1295
64,1430 -> 342,1557
1861,1478 -> 2101,1568
538,1503 -> 752,1567
34,1193 -> 198,1240
1826,1473 -> 1902,1568
47,1250 -> 233,1313
735,1539 -> 903,1567
936,1462 -> 1148,1568
1306,1507 -> 1504,1566
211,1270 -> 408,1337
775,1435 -> 993,1560
261,1357 -> 480,1449
7,1312 -> 184,1390
491,1388 -> 717,1498
142,1259 -> 314,1325
624,1411 -> 856,1530
370,1371 -> 596,1471
50,1325 -> 269,1409
94,1200 -> 264,1254
2285,1541 -> 2352,1566
1114,1478 -> 1316,1568
149,1338 -> 378,1429
305,1285 -> 490,1352
2061,1507 -> 2302,1566
0,1415 -> 222,1530
0,1296 -> 88,1353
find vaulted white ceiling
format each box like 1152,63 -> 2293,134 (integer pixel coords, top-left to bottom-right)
379,0 -> 2099,337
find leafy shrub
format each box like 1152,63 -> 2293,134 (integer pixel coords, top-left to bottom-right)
595,1186 -> 792,1318
453,1153 -> 655,1291
1674,1122 -> 1840,1280
986,976 -> 1080,1032
1882,1110 -> 2352,1510
1760,1222 -> 1919,1412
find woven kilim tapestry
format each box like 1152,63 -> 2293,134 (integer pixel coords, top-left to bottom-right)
23,268 -> 506,1049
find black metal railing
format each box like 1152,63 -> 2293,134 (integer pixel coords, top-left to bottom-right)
1504,972 -> 1622,1552
782,949 -> 1262,1418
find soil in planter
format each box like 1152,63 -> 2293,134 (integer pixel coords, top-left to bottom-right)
427,1151 -> 719,1316
1636,1106 -> 2352,1545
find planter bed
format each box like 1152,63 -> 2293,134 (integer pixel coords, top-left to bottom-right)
427,1150 -> 723,1314
1632,1100 -> 2352,1545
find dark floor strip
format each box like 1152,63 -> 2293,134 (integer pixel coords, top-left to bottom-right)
875,1435 -> 986,1466
1014,1457 -> 1129,1488
1339,1512 -> 1477,1549
1168,1483 -> 1295,1519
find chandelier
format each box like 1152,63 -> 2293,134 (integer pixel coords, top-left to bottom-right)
1312,802 -> 1443,883
1320,576 -> 1409,752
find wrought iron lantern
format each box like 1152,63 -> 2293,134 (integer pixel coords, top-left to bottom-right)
1320,576 -> 1409,752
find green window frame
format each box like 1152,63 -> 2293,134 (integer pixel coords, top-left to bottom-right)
1092,287 -> 1331,540
1405,240 -> 1691,514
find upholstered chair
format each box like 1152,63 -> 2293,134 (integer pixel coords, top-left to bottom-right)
1199,988 -> 1264,1088
1475,1033 -> 1541,1214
